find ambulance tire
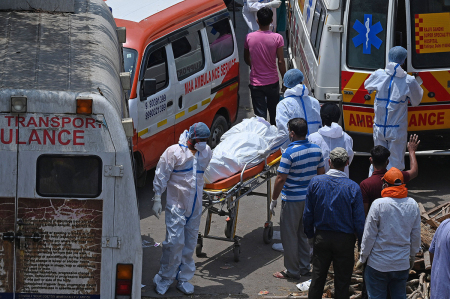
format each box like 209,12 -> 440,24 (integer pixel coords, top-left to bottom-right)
137,170 -> 147,188
209,115 -> 228,149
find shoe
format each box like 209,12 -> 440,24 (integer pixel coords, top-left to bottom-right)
272,243 -> 284,252
177,281 -> 195,295
231,0 -> 244,7
153,274 -> 171,295
227,4 -> 240,11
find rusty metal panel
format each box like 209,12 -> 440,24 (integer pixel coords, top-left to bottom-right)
15,198 -> 102,298
0,197 -> 15,296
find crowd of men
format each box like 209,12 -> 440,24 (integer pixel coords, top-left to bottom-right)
148,3 -> 449,299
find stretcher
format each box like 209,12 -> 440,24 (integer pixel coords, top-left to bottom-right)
196,150 -> 282,262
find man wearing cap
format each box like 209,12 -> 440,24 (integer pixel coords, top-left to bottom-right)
365,46 -> 423,174
356,167 -> 421,299
271,118 -> 325,280
304,147 -> 365,299
308,102 -> 354,176
152,122 -> 212,295
266,69 -> 321,154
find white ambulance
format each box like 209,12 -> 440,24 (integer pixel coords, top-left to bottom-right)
286,0 -> 450,152
0,0 -> 142,298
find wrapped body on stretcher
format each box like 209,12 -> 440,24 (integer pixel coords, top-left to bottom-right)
203,117 -> 283,184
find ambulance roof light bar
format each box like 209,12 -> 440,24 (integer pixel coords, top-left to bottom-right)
11,96 -> 27,113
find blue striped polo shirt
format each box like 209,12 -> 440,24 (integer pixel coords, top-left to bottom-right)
277,139 -> 324,201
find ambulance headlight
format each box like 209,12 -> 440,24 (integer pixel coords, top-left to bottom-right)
11,96 -> 27,113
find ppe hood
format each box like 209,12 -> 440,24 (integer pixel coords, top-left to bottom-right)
385,62 -> 407,78
318,122 -> 344,138
284,84 -> 310,98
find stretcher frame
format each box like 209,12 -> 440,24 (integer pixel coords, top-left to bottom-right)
196,155 -> 281,262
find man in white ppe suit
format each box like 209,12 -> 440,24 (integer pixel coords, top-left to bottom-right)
152,122 -> 212,295
309,103 -> 354,176
365,46 -> 423,172
243,0 -> 281,32
265,69 -> 321,155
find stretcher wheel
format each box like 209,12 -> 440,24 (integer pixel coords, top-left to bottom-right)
263,225 -> 273,244
233,245 -> 240,262
196,244 -> 203,257
224,218 -> 233,239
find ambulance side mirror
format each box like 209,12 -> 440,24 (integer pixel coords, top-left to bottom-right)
142,78 -> 157,99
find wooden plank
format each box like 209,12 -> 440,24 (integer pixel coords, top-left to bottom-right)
419,203 -> 430,220
424,251 -> 432,270
427,202 -> 450,216
437,213 -> 450,223
426,218 -> 440,229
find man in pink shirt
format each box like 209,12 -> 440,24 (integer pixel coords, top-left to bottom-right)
244,7 -> 286,125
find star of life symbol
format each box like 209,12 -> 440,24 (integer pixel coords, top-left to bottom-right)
352,14 -> 383,54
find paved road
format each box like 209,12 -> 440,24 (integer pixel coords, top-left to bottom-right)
138,5 -> 450,299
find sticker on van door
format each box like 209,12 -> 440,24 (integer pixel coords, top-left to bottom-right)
352,14 -> 383,54
414,13 -> 450,54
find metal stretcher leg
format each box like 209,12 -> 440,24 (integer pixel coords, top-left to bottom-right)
263,177 -> 273,244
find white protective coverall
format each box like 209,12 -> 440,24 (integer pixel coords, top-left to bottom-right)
153,130 -> 212,292
243,0 -> 277,32
308,122 -> 354,176
269,84 -> 321,152
365,62 -> 423,170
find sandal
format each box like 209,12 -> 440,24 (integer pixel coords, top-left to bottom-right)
273,270 -> 290,279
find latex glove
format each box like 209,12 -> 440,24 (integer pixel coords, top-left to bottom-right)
266,0 -> 281,8
270,200 -> 277,216
257,148 -> 271,157
355,260 -> 365,272
308,238 -> 314,247
152,195 -> 162,219
410,256 -> 415,270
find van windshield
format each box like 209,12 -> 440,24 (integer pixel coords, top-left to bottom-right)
409,0 -> 450,69
123,48 -> 138,95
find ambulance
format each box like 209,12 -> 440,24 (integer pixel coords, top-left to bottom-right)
106,0 -> 240,185
0,0 -> 142,298
286,0 -> 450,152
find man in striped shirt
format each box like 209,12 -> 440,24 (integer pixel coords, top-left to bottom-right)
272,118 -> 325,280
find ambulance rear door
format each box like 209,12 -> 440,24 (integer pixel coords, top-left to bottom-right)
12,113 -> 116,298
341,0 -> 394,151
404,0 -> 450,146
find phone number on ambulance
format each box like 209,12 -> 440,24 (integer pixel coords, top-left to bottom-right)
146,94 -> 166,109
145,103 -> 166,120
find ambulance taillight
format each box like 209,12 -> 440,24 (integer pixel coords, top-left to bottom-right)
11,96 -> 27,113
76,97 -> 93,114
115,264 -> 133,298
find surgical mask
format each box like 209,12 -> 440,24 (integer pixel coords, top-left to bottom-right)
194,142 -> 207,152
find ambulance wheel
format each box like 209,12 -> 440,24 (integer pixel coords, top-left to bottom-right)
209,115 -> 228,149
224,218 -> 233,239
233,245 -> 240,262
136,170 -> 147,188
263,225 -> 273,244
196,244 -> 203,257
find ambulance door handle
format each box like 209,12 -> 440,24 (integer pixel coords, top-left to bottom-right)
178,96 -> 183,109
167,100 -> 173,107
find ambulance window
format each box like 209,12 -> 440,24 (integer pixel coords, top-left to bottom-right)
206,18 -> 234,63
36,155 -> 102,198
123,48 -> 137,96
173,31 -> 205,81
145,46 -> 169,92
346,0 -> 388,70
409,0 -> 450,69
310,0 -> 326,57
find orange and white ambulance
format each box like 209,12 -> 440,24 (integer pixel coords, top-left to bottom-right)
286,0 -> 450,152
106,0 -> 240,185
0,0 -> 142,298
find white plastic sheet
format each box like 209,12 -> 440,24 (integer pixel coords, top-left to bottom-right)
204,117 -> 278,184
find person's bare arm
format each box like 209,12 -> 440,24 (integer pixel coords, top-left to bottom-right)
272,173 -> 288,200
317,166 -> 325,175
244,48 -> 251,67
406,134 -> 420,181
276,47 -> 286,78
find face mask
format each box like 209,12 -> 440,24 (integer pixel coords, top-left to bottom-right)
194,142 -> 207,152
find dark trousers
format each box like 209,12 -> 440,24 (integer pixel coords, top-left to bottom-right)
364,265 -> 409,299
308,230 -> 356,299
249,82 -> 279,125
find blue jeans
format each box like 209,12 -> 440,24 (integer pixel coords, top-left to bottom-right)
364,265 -> 409,299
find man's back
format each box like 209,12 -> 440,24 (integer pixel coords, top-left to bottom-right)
361,196 -> 421,272
244,30 -> 283,86
429,219 -> 450,299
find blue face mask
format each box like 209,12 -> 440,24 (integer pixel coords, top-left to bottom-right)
194,142 -> 207,152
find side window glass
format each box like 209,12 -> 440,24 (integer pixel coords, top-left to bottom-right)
145,46 -> 169,92
206,18 -> 234,63
310,0 -> 326,57
346,0 -> 388,70
173,31 -> 205,81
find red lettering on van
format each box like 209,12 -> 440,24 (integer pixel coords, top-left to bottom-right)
1,129 -> 13,144
349,114 -> 357,126
5,116 -> 14,126
26,117 -> 37,127
86,118 -> 96,128
43,130 -> 56,145
409,114 -> 417,126
29,129 -> 42,144
73,130 -> 85,145
428,113 -> 436,125
58,130 -> 71,145
51,117 -> 60,128
356,114 -> 365,127
437,112 -> 445,125
62,117 -> 71,128
16,129 -> 25,144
